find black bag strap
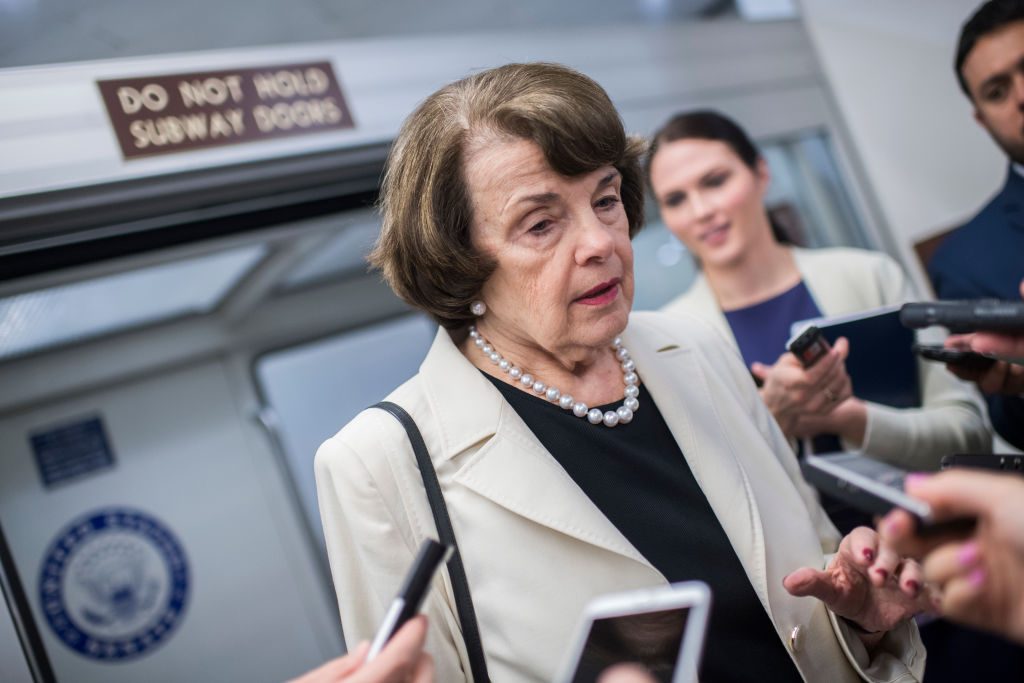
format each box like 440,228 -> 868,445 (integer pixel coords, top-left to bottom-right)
372,401 -> 490,683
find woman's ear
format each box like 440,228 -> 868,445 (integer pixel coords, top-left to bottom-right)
755,156 -> 771,190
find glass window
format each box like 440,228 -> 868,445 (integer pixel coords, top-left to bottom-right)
280,211 -> 380,291
0,245 -> 266,360
255,314 -> 437,548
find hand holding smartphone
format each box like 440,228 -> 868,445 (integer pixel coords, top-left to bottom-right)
555,582 -> 712,683
801,452 -> 976,537
366,539 -> 452,662
786,326 -> 832,368
912,343 -> 997,372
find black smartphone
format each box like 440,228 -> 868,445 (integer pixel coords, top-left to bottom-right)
787,325 -> 832,368
911,343 -> 997,372
900,300 -> 1024,333
941,453 -> 1024,474
366,538 -> 452,661
801,452 -> 975,536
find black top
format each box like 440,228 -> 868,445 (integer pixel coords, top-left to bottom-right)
486,375 -> 802,683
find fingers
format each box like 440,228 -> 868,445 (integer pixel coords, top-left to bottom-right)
922,540 -> 980,587
944,362 -> 984,382
977,361 -> 1012,395
783,566 -> 840,604
895,558 -> 924,597
879,509 -> 943,559
750,361 -> 770,382
871,543 -> 901,587
287,643 -> 368,683
841,525 -> 880,570
944,334 -> 975,351
970,332 -> 1024,358
411,652 -> 435,683
841,526 -> 901,587
922,540 -> 987,625
831,336 -> 851,361
905,470 -> 1021,522
352,616 -> 429,683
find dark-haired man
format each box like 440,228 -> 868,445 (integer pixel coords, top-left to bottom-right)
929,0 -> 1024,450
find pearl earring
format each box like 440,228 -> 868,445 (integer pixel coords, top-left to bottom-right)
470,300 -> 487,316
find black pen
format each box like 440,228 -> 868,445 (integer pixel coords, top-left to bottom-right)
366,538 -> 452,662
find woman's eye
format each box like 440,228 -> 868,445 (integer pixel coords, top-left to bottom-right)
528,220 -> 552,234
663,192 -> 685,208
704,173 -> 729,188
595,195 -> 620,210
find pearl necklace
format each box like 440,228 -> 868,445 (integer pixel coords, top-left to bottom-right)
469,325 -> 640,427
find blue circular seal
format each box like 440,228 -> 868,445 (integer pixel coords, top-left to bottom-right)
38,507 -> 190,661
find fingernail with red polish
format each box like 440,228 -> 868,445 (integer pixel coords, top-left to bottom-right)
905,579 -> 920,594
874,568 -> 889,580
863,548 -> 875,562
958,542 -> 980,567
969,568 -> 986,588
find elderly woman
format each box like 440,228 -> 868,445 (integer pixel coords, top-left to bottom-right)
647,111 -> 990,476
315,63 -> 927,683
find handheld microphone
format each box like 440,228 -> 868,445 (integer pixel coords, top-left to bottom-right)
900,300 -> 1024,333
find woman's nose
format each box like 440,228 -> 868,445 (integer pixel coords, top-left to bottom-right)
688,190 -> 714,222
574,213 -> 615,265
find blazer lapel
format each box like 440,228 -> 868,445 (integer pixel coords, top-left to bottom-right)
623,322 -> 771,611
419,327 -> 659,574
1000,167 -> 1024,231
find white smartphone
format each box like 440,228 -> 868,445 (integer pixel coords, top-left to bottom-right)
554,582 -> 712,683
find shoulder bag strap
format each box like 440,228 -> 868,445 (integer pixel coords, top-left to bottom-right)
372,401 -> 490,683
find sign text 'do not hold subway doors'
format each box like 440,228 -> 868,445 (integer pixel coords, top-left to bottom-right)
96,61 -> 355,160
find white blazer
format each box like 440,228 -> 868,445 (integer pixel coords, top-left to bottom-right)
315,310 -> 925,682
661,247 -> 991,468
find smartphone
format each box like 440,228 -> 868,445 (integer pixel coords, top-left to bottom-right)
900,300 -> 1024,333
554,582 -> 712,683
940,453 -> 1024,474
786,325 -> 831,368
801,452 -> 975,536
366,538 -> 452,661
911,343 -> 997,372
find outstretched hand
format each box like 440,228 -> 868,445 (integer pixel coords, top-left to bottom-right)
784,527 -> 934,636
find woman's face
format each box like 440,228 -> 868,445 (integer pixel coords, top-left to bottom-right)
465,136 -> 634,362
648,138 -> 770,270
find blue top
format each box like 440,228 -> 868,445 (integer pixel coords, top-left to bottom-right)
723,280 -> 822,368
724,279 -> 866,532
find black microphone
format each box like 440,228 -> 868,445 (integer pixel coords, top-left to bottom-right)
900,300 -> 1024,333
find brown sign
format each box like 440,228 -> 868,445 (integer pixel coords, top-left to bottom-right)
96,61 -> 355,159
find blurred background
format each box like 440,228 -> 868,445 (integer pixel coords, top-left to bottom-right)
0,1 -> 1007,681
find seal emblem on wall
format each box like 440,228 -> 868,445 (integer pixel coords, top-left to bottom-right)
38,507 -> 190,661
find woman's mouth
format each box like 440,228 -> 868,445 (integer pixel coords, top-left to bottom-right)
574,278 -> 621,306
700,222 -> 730,247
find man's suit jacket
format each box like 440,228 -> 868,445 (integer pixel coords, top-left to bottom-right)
928,167 -> 1024,450
662,247 -> 990,468
315,310 -> 924,682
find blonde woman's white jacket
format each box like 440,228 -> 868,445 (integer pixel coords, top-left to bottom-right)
315,310 -> 924,682
661,247 -> 991,468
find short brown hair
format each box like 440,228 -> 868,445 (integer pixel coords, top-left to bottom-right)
369,62 -> 646,330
